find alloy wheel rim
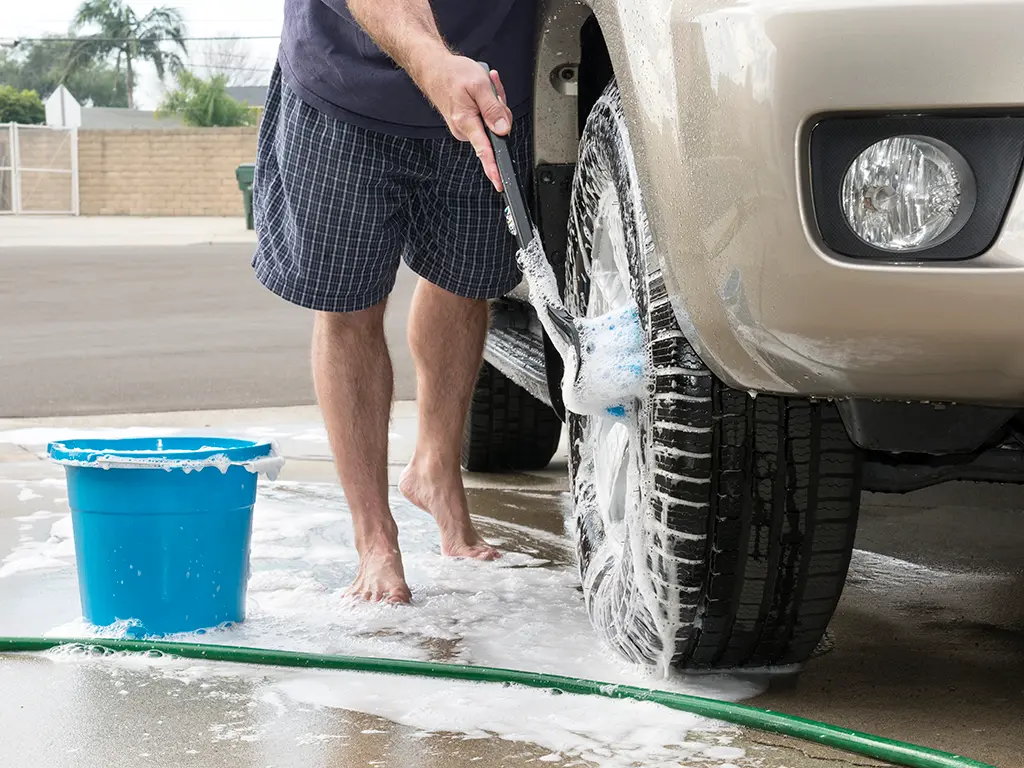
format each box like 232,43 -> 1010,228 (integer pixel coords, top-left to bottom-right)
583,186 -> 643,546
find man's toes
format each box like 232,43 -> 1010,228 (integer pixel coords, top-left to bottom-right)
343,584 -> 377,601
447,543 -> 501,560
386,587 -> 412,604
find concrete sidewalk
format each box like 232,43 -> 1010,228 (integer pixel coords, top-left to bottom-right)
0,216 -> 256,248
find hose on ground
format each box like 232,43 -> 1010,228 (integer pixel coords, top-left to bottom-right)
0,636 -> 994,768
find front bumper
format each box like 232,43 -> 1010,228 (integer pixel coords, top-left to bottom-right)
615,0 -> 1024,404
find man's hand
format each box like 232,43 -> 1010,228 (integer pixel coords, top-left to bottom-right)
416,55 -> 513,192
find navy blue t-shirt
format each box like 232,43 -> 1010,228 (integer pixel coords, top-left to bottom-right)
278,0 -> 536,138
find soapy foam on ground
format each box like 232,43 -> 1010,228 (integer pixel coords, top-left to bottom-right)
31,482 -> 759,698
1,477 -> 764,765
272,670 -> 738,768
12,509 -> 62,522
0,514 -> 75,578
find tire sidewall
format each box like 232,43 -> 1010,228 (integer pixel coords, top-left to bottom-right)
564,82 -> 693,668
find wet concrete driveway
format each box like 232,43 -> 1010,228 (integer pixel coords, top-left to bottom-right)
0,407 -> 869,768
756,483 -> 1024,765
0,406 -> 1021,766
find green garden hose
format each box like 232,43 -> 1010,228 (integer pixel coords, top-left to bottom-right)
0,636 -> 994,768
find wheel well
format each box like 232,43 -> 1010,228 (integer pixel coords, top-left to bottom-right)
578,16 -> 613,137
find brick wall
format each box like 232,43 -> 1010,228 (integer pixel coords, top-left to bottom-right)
77,127 -> 258,216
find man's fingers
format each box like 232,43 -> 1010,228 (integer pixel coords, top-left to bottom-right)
462,118 -> 503,192
490,70 -> 507,105
469,77 -> 512,135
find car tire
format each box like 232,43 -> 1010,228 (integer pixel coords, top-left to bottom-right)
461,362 -> 563,472
565,80 -> 863,671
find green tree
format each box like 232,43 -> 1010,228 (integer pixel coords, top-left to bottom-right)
157,71 -> 255,127
66,0 -> 188,108
0,86 -> 46,124
0,39 -> 128,108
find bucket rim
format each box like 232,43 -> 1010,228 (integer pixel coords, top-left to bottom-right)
46,436 -> 277,469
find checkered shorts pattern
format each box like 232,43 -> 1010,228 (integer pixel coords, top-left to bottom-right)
251,64 -> 531,313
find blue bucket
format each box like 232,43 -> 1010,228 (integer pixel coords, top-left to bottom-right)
47,436 -> 283,637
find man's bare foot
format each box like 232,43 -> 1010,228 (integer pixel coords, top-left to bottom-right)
399,461 -> 500,560
345,549 -> 412,604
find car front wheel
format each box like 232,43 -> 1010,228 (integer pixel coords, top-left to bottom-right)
565,81 -> 863,671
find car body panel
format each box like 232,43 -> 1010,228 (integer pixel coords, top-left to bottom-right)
537,0 -> 1024,405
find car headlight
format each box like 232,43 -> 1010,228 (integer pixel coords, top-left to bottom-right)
808,115 -> 1024,262
841,136 -> 976,252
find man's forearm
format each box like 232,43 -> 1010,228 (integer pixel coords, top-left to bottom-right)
346,0 -> 452,87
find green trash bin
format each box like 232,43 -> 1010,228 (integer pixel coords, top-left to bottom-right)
235,163 -> 255,230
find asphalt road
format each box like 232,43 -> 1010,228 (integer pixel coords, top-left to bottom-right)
2,244 -> 420,417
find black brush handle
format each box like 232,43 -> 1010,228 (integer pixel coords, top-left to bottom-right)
477,63 -> 583,373
478,61 -> 534,251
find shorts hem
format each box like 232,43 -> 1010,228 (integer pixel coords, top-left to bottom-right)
405,259 -> 523,302
253,255 -> 392,313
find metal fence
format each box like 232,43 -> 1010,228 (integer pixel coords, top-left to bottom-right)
0,123 -> 79,215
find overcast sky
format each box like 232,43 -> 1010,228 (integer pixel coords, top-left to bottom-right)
5,0 -> 284,109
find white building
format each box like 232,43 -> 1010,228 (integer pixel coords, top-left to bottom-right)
44,86 -> 184,130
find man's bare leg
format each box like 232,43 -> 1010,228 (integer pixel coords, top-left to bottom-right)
312,302 -> 412,603
400,279 -> 499,560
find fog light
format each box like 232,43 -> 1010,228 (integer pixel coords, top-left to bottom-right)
841,136 -> 976,252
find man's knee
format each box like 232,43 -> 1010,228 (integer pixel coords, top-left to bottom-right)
314,299 -> 387,338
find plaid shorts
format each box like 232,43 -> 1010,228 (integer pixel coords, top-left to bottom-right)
251,64 -> 531,313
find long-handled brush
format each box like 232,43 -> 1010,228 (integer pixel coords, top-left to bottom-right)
479,63 -> 648,417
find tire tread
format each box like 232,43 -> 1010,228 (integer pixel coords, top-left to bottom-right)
461,362 -> 562,473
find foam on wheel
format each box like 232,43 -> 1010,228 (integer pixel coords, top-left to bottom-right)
566,81 -> 862,671
461,361 -> 563,473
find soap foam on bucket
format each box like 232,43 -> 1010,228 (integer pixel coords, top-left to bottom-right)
48,436 -> 285,479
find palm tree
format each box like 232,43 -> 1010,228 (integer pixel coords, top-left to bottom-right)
65,0 -> 187,108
